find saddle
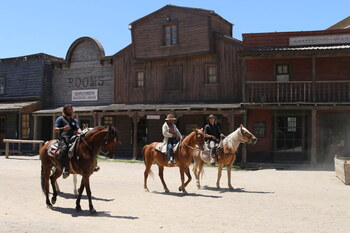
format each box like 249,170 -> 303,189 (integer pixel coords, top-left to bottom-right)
154,142 -> 180,155
47,135 -> 81,159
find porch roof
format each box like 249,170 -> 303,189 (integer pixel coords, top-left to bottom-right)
33,105 -> 108,115
99,103 -> 241,112
0,101 -> 41,113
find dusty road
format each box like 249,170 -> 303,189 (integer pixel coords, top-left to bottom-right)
0,155 -> 350,233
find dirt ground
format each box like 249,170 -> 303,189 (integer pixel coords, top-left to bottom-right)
1,155 -> 350,233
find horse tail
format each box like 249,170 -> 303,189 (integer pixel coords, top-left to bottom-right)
142,145 -> 154,177
41,164 -> 45,194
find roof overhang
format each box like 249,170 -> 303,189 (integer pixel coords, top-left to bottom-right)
0,101 -> 42,113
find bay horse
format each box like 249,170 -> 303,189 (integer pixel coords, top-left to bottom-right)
40,125 -> 119,214
143,129 -> 205,194
193,124 -> 257,190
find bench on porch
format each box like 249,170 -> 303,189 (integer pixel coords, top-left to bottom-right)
2,139 -> 45,159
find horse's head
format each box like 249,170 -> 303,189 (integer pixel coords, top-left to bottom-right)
193,128 -> 206,148
100,125 -> 120,157
239,124 -> 257,145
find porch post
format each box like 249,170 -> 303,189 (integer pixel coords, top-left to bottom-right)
33,115 -> 38,151
242,110 -> 247,163
132,112 -> 140,160
310,108 -> 317,165
312,55 -> 316,102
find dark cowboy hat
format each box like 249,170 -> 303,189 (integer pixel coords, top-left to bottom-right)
165,114 -> 176,121
207,114 -> 217,119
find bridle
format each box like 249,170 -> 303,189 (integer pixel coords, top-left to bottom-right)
182,130 -> 205,152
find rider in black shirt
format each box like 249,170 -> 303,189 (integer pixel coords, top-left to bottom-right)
204,114 -> 225,165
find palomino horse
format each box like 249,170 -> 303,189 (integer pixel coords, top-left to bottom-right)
143,129 -> 205,194
193,124 -> 257,190
40,126 -> 119,214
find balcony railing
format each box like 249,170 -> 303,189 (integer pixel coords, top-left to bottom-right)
246,81 -> 350,103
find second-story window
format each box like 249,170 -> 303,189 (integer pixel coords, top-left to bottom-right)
163,24 -> 177,46
0,76 -> 5,95
276,64 -> 290,82
136,71 -> 145,88
206,65 -> 217,84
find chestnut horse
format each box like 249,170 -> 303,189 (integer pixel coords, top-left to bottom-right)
40,125 -> 118,214
193,124 -> 257,190
143,129 -> 205,194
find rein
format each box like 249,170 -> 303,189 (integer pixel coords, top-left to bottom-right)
183,142 -> 204,152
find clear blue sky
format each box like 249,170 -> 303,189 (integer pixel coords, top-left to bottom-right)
1,0 -> 349,59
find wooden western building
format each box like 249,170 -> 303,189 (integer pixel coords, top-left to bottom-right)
0,53 -> 63,152
108,5 -> 243,158
31,5 -> 244,160
240,27 -> 350,164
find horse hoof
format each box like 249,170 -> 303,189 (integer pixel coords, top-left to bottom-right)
51,197 -> 56,205
76,205 -> 82,212
182,190 -> 188,195
164,189 -> 170,193
144,188 -> 149,192
47,204 -> 53,210
90,208 -> 97,215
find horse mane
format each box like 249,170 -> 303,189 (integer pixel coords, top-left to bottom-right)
223,127 -> 241,150
85,126 -> 106,137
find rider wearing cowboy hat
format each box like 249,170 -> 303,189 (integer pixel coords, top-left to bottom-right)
54,104 -> 82,178
162,114 -> 182,165
204,114 -> 225,165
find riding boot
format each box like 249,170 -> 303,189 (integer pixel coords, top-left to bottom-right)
168,154 -> 174,165
60,151 -> 70,179
210,148 -> 216,166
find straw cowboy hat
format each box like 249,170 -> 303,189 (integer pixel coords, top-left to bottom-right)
207,114 -> 217,119
165,114 -> 176,121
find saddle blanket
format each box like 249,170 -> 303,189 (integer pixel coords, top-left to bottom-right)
154,142 -> 180,154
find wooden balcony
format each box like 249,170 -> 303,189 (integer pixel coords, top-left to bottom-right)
246,81 -> 350,103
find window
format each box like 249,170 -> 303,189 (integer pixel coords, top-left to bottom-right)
276,116 -> 302,152
253,121 -> 266,138
0,76 -> 5,95
163,24 -> 177,46
135,71 -> 144,88
165,66 -> 182,92
103,116 -> 114,127
206,65 -> 217,84
276,64 -> 290,82
22,114 -> 30,139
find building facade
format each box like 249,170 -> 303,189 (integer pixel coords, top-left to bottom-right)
0,53 -> 63,151
240,28 -> 350,164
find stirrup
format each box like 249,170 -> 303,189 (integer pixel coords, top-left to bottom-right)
210,157 -> 216,166
62,168 -> 69,179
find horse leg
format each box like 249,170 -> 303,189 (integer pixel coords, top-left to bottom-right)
83,176 -> 96,214
144,160 -> 153,192
73,174 -> 78,197
197,161 -> 205,189
76,177 -> 85,212
192,159 -> 200,189
178,167 -> 187,194
227,163 -> 234,190
50,168 -> 62,205
216,163 -> 223,189
41,164 -> 52,208
183,166 -> 192,188
158,165 -> 169,193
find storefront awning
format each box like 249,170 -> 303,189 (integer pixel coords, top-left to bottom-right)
33,105 -> 109,115
0,101 -> 41,113
100,103 -> 242,112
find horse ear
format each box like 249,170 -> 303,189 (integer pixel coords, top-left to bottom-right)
240,124 -> 244,133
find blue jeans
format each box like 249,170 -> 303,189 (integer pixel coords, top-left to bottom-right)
167,138 -> 176,160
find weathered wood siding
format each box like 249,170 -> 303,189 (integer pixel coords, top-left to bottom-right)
115,36 -> 242,104
132,8 -> 212,59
